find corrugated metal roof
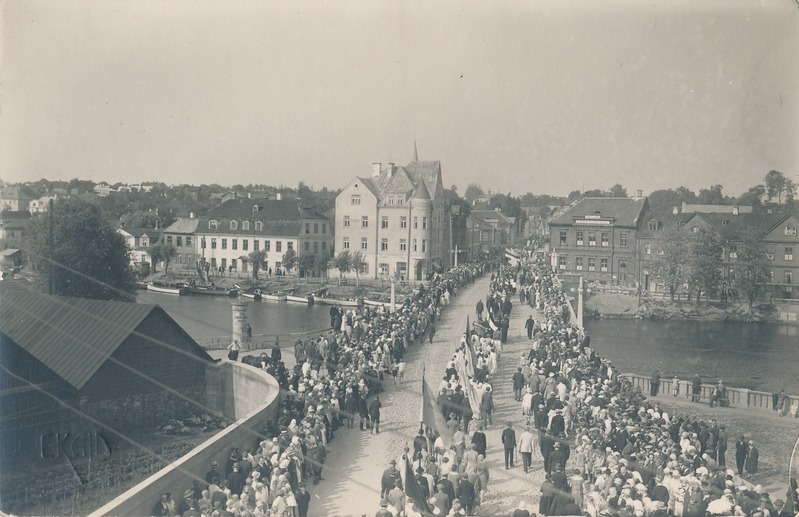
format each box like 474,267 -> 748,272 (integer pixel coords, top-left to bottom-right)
0,288 -> 156,390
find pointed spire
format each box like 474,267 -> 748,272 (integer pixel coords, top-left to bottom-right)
413,139 -> 419,162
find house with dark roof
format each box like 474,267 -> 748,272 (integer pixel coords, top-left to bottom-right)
0,185 -> 36,212
179,198 -> 331,275
117,227 -> 161,271
334,159 -> 450,281
0,285 -> 214,466
549,197 -> 650,286
470,208 -> 518,247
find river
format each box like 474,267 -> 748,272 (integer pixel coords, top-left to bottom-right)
584,318 -> 799,394
138,291 -> 799,394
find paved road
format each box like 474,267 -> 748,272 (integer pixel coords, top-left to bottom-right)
308,275 -> 491,517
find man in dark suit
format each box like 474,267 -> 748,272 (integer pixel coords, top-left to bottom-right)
456,472 -> 476,515
502,422 -> 517,469
380,459 -> 401,498
471,422 -> 487,457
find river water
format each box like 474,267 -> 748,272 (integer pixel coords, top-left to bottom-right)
584,318 -> 799,394
137,291 -> 799,394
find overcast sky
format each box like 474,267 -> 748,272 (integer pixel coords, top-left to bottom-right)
1,0 -> 797,197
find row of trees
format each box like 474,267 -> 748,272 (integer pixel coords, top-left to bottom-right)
650,224 -> 769,314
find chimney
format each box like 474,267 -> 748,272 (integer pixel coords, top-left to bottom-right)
189,212 -> 195,219
387,162 -> 395,176
276,192 -> 282,201
372,163 -> 382,177
635,189 -> 643,199
732,206 -> 739,216
672,206 -> 679,215
155,219 -> 160,230
248,192 -> 252,199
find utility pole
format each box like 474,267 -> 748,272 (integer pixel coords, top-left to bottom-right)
48,198 -> 54,295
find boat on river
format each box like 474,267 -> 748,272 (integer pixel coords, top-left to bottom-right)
262,292 -> 286,302
240,291 -> 262,301
188,286 -> 238,297
146,283 -> 185,295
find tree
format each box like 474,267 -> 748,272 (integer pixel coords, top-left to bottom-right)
764,170 -> 796,204
314,251 -> 331,280
248,249 -> 267,280
120,210 -> 159,230
737,184 -> 765,208
146,243 -> 163,273
282,248 -> 297,274
464,183 -> 485,203
697,184 -> 727,205
160,243 -> 177,273
350,251 -> 366,287
298,253 -> 316,280
650,223 -> 692,301
26,197 -> 136,300
687,228 -> 723,303
607,184 -> 628,197
732,229 -> 770,317
332,250 -> 352,285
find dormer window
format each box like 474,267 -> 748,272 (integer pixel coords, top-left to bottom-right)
242,221 -> 250,231
209,219 -> 218,230
252,204 -> 259,214
255,221 -> 263,231
230,220 -> 238,230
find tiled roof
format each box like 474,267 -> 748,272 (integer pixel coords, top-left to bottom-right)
691,212 -> 785,240
0,185 -> 36,200
0,287 -> 155,390
550,197 -> 647,227
204,198 -> 327,221
118,227 -> 156,238
163,218 -> 201,234
367,160 -> 443,203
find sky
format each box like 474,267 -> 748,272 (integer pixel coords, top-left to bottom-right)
1,0 -> 797,198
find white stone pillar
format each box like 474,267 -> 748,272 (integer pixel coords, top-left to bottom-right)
231,299 -> 251,350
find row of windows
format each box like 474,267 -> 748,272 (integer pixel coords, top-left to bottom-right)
343,215 -> 428,230
558,256 -> 613,272
768,270 -> 794,284
207,219 -> 327,234
765,247 -> 794,261
558,231 -> 627,247
200,238 -> 325,253
342,237 -> 427,252
165,235 -> 192,247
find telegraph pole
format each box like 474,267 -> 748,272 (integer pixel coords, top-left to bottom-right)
48,198 -> 54,295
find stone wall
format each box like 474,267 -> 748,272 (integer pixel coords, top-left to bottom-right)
89,360 -> 280,517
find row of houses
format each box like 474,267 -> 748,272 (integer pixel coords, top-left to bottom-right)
549,197 -> 799,299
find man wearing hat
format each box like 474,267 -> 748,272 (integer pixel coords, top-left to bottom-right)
502,421 -> 517,469
380,459 -> 401,498
744,440 -> 759,477
205,460 -> 221,487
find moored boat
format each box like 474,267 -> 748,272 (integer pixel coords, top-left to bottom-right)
146,283 -> 185,295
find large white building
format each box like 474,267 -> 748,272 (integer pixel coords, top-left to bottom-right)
335,160 -> 450,281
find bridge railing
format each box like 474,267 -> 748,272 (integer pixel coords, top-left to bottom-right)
196,327 -> 331,351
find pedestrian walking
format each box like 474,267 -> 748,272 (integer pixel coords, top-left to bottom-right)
502,421 -> 517,469
519,426 -> 536,473
735,435 -> 747,476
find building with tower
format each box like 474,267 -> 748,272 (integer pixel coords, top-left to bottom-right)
335,157 -> 450,281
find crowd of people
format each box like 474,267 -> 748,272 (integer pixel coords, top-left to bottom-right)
152,259 -> 491,517
501,250 -> 799,517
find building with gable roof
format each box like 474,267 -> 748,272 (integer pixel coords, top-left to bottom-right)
549,197 -> 650,286
186,198 -> 331,275
335,160 -> 450,281
0,185 -> 36,212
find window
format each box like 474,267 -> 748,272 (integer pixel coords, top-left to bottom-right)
786,271 -> 793,284
275,241 -> 282,253
729,245 -> 737,259
413,216 -> 418,229
142,238 -> 148,247
264,240 -> 271,252
221,238 -> 227,250
413,239 -> 418,252
186,236 -> 192,247
361,237 -> 368,250
359,262 -> 369,275
576,257 -> 583,271
601,233 -> 609,247
242,239 -> 248,251
254,240 -> 259,251
313,242 -> 319,253
322,223 -> 327,234
221,258 -> 227,269
232,239 -> 238,250
314,223 -> 319,234
769,270 -> 775,283
588,258 -> 596,272
645,243 -> 651,255
362,216 -> 369,229
252,204 -> 259,214
559,231 -> 567,245
400,217 -> 407,229
600,258 -> 608,272
379,263 -> 389,275
351,195 -> 361,205
230,220 -> 238,230
397,197 -> 404,205
381,238 -> 388,251
620,233 -> 628,248
786,247 -> 794,261
305,223 -> 310,234
176,236 -> 182,247
619,260 -> 627,269
242,221 -> 250,231
588,234 -> 596,246
381,216 -> 389,229
343,216 -> 351,228
201,238 -> 207,249
422,217 -> 428,229
305,241 -> 311,251
388,196 -> 394,206
767,248 -> 775,260
343,237 -> 350,249
287,242 -> 293,251
231,259 -> 237,270
785,226 -> 797,236
400,239 -> 407,251
209,219 -> 218,230
692,226 -> 699,233
422,239 -> 427,252
255,221 -> 263,231
558,256 -> 566,270
576,231 -> 584,246
322,242 -> 327,251
166,235 -> 173,245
